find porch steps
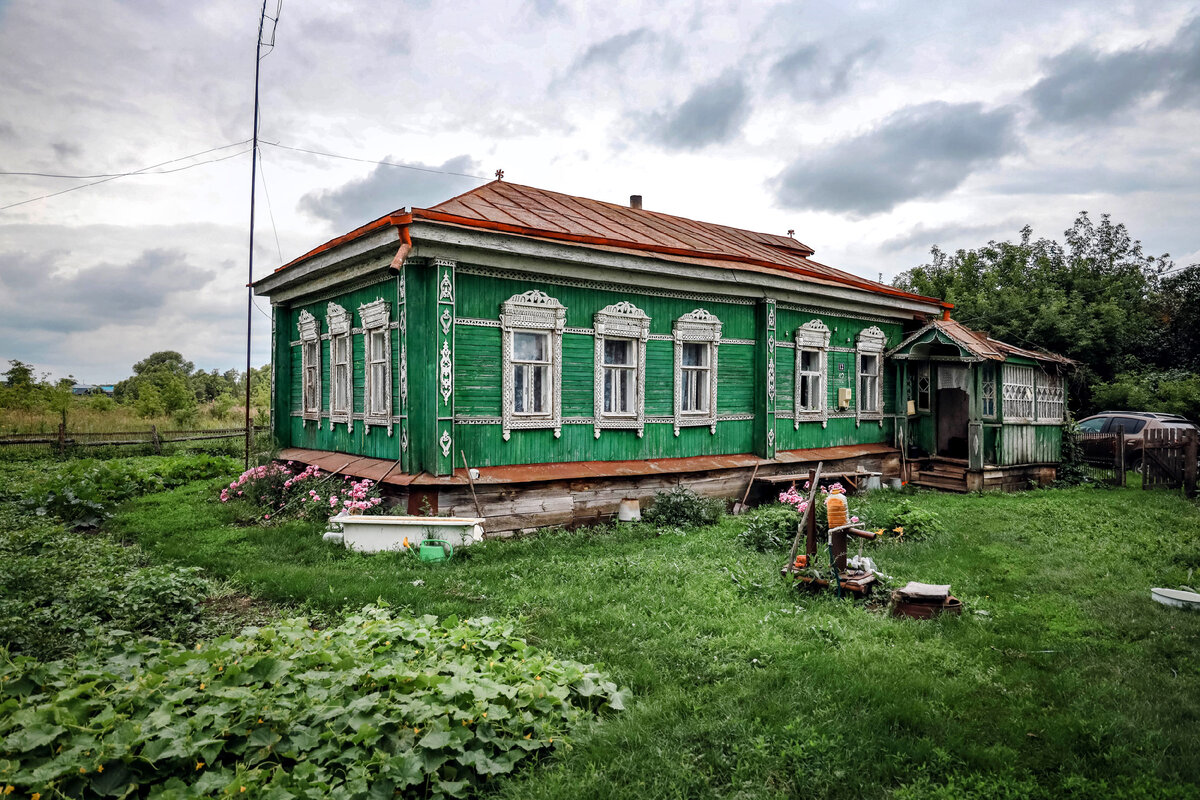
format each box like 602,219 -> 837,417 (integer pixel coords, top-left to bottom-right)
909,458 -> 969,493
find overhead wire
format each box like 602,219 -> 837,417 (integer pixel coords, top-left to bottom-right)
0,141 -> 253,212
261,140 -> 491,181
256,149 -> 284,265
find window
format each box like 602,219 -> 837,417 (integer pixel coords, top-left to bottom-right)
916,362 -> 931,412
327,303 -> 352,429
856,326 -> 886,423
603,339 -> 636,414
793,319 -> 830,428
501,290 -> 566,440
1077,417 -> 1106,433
981,364 -> 997,419
593,301 -> 650,438
359,299 -> 392,432
513,331 -> 550,414
859,354 -> 880,412
1110,416 -> 1146,434
672,309 -> 722,435
1035,370 -> 1065,422
680,342 -> 710,413
1002,364 -> 1035,421
297,310 -> 321,424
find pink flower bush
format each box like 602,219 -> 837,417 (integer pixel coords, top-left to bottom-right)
777,486 -> 809,515
218,461 -> 382,522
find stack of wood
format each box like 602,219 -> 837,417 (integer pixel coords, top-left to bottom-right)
890,582 -> 963,618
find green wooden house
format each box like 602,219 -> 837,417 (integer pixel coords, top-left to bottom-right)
253,182 -> 1070,532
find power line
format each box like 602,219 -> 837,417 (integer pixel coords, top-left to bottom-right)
261,140 -> 491,181
256,149 -> 284,265
0,141 -> 253,212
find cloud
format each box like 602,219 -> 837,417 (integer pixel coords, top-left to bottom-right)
769,39 -> 883,102
1026,16 -> 1200,124
772,101 -> 1021,216
563,27 -> 656,77
297,155 -> 485,232
0,247 -> 216,335
51,141 -> 81,161
879,220 -> 1024,254
640,71 -> 750,150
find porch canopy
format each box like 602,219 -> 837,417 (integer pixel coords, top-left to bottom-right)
887,319 -> 1074,474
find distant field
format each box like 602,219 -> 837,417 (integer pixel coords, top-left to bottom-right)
0,402 -> 259,436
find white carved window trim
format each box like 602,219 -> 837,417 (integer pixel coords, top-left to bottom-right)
793,319 -> 830,429
673,309 -> 722,436
1002,363 -> 1035,422
1035,369 -> 1064,422
916,362 -> 931,412
856,326 -> 886,425
298,310 -> 322,426
593,302 -> 650,439
327,303 -> 353,431
359,299 -> 392,435
981,363 -> 997,419
500,290 -> 566,441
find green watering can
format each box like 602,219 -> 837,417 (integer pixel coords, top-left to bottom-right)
417,539 -> 454,563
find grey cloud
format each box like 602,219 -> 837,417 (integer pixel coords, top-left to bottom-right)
1026,16 -> 1200,124
51,141 -> 81,161
0,121 -> 15,141
298,155 -> 484,232
641,71 -> 750,151
567,28 -> 655,75
0,248 -> 216,335
985,161 -> 1199,195
773,101 -> 1020,216
769,39 -> 883,102
879,220 -> 1023,254
529,0 -> 566,18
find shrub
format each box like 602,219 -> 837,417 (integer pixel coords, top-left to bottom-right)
880,499 -> 945,542
643,485 -> 725,528
218,462 -> 384,523
23,454 -> 238,528
737,504 -> 800,552
0,523 -> 208,658
0,606 -> 629,799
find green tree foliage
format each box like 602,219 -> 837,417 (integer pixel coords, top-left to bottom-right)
894,212 -> 1195,414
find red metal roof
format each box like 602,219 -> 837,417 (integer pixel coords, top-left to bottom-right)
269,181 -> 949,310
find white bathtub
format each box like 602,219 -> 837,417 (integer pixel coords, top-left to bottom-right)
325,514 -> 485,553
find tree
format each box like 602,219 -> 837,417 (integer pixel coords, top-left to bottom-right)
893,212 -> 1174,411
3,360 -> 35,388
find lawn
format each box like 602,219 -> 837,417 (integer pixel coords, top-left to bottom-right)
95,477 -> 1200,799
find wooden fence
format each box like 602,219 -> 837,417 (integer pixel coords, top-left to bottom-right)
0,425 -> 266,455
1142,428 -> 1198,498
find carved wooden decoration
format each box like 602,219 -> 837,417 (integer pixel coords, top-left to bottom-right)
500,290 -> 566,441
592,301 -> 651,439
672,308 -> 722,436
794,319 -> 831,430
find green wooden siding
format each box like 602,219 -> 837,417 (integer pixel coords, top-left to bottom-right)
276,278 -> 400,459
998,424 -> 1061,465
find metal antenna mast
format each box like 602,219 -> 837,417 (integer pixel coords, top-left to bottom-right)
245,0 -> 282,468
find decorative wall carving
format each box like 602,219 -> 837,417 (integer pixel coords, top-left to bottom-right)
439,339 -> 453,405
359,298 -> 393,434
297,310 -> 321,426
327,303 -> 353,431
672,309 -> 722,436
592,302 -> 651,439
794,319 -> 831,430
439,428 -> 453,458
500,290 -> 566,441
855,325 -> 887,426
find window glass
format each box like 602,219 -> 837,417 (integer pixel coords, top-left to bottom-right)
1077,418 -> 1105,433
514,332 -> 547,362
682,342 -> 707,367
1112,417 -> 1146,434
603,339 -> 633,366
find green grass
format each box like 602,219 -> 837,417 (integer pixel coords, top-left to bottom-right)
104,482 -> 1200,799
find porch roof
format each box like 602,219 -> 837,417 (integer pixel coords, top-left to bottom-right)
887,319 -> 1074,366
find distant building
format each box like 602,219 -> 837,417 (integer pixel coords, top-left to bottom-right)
71,382 -> 115,396
253,181 -> 1073,531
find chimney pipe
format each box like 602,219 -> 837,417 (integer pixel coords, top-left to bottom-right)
629,195 -> 642,210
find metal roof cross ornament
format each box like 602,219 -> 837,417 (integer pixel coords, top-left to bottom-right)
495,168 -> 504,181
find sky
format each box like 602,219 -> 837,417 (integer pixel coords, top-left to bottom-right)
1,0 -> 1197,383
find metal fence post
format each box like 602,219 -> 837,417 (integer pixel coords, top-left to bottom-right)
1185,428 -> 1198,499
151,425 -> 162,455
56,422 -> 65,457
1115,425 -> 1125,487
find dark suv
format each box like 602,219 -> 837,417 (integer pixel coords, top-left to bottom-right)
1077,411 -> 1199,471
